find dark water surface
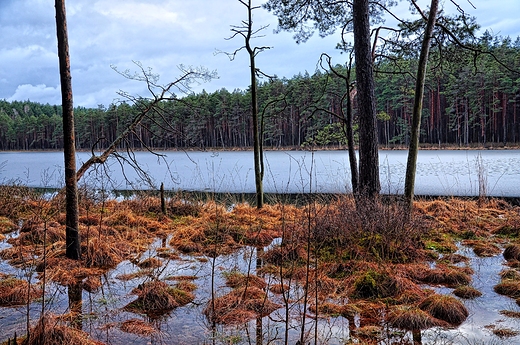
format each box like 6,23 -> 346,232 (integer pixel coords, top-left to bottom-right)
0,149 -> 519,196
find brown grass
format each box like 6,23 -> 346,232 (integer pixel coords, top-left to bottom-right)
492,328 -> 520,338
504,244 -> 520,261
204,286 -> 281,325
0,216 -> 17,234
500,310 -> 520,318
494,280 -> 520,298
387,305 -> 446,330
419,294 -> 469,326
25,314 -> 105,345
453,285 -> 482,299
137,257 -> 163,269
0,276 -> 41,306
120,318 -> 157,336
415,264 -> 472,287
84,237 -> 123,268
224,271 -> 267,290
471,241 -> 502,257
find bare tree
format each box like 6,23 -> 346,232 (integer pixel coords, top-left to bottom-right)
224,0 -> 271,208
75,62 -> 215,184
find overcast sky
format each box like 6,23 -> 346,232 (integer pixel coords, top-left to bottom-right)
1,0 -> 519,108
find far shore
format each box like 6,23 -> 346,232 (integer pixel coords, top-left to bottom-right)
1,142 -> 520,154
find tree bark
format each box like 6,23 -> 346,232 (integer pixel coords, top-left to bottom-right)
55,0 -> 80,260
244,0 -> 264,208
353,0 -> 380,198
404,0 -> 439,210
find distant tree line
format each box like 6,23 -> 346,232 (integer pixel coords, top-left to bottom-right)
1,33 -> 519,151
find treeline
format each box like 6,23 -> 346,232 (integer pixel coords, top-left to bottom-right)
1,33 -> 519,151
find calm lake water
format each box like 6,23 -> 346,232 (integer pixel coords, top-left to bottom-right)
0,149 -> 519,197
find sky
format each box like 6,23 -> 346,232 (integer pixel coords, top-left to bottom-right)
1,0 -> 519,108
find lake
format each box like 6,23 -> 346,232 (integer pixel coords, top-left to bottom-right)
0,149 -> 519,197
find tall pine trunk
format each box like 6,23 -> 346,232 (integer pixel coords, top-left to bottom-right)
55,0 -> 80,260
353,0 -> 380,199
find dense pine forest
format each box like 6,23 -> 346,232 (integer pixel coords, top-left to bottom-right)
1,34 -> 519,151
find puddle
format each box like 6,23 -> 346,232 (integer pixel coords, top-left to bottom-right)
1,236 -> 520,344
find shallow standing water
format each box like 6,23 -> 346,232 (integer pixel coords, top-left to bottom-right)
2,232 -> 520,345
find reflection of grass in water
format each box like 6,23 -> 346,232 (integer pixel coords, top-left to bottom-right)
2,185 -> 520,343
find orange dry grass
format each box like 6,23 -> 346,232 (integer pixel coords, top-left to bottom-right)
42,258 -> 104,286
26,314 -> 105,345
0,276 -> 41,306
125,280 -> 195,317
224,271 -> 267,290
0,216 -> 17,234
419,294 -> 469,326
387,305 -> 446,330
204,286 -> 281,325
412,264 -> 472,287
120,318 -> 157,336
84,237 -> 124,268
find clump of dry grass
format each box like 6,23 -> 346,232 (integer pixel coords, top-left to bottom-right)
125,280 -> 194,317
17,221 -> 65,245
453,286 -> 482,299
387,305 -> 446,331
120,318 -> 157,336
82,276 -> 102,293
463,240 -> 501,257
84,237 -> 123,269
224,271 -> 267,290
0,216 -> 17,234
500,269 -> 520,280
0,276 -> 41,306
25,314 -> 105,345
492,327 -> 520,338
494,280 -> 520,298
414,264 -> 472,287
419,294 -> 468,326
204,286 -> 281,325
504,243 -> 520,261
439,253 -> 469,264
499,310 -> 520,318
137,257 -> 163,269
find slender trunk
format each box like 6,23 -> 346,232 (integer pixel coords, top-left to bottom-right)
404,0 -> 439,210
56,0 -> 80,260
245,0 -> 264,208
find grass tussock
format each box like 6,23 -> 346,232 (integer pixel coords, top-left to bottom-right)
413,264 -> 472,287
419,294 -> 468,326
136,257 -> 163,269
119,318 -> 157,336
453,285 -> 482,299
224,271 -> 267,290
0,216 -> 17,234
504,243 -> 520,261
204,286 -> 281,325
387,305 -> 447,330
125,280 -> 194,317
0,276 -> 41,306
25,314 -> 104,345
494,280 -> 520,298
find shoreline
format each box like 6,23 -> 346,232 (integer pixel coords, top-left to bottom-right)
1,143 -> 520,153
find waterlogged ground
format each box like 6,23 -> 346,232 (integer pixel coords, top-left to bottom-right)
1,192 -> 520,344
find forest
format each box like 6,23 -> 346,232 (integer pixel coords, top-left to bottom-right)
1,33 -> 519,152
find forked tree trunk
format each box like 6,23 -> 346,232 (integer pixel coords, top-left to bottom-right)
55,0 -> 80,260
